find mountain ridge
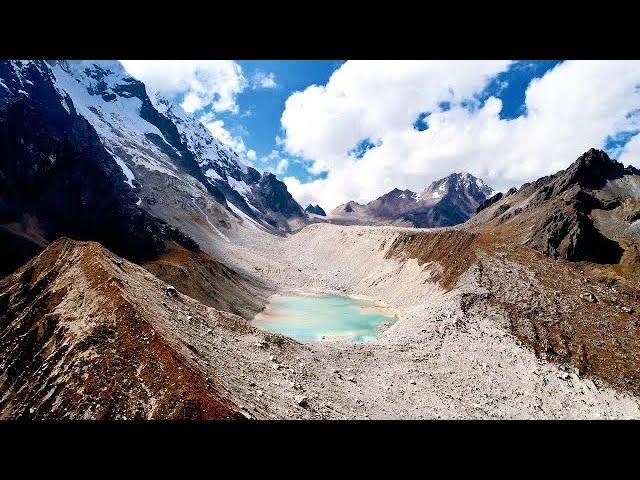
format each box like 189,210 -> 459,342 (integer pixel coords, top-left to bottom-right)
329,172 -> 494,228
0,60 -> 308,274
471,148 -> 640,263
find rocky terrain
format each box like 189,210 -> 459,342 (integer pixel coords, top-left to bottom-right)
0,60 -> 310,278
0,239 -> 242,419
1,59 -> 640,420
471,149 -> 639,263
328,172 -> 493,228
4,221 -> 639,420
305,204 -> 326,216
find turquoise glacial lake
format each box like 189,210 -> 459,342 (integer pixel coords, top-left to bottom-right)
253,294 -> 397,343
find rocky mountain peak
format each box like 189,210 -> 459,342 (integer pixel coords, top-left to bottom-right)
415,172 -> 494,221
560,148 -> 626,191
471,147 -> 640,264
305,204 -> 326,216
253,172 -> 306,219
421,172 -> 493,201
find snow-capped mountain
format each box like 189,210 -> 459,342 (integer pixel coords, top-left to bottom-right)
329,172 -> 494,228
418,172 -> 494,216
0,60 -> 306,269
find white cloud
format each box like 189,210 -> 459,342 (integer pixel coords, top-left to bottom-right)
258,149 -> 290,175
619,133 -> 640,166
280,60 -> 640,211
203,118 -> 247,155
275,158 -> 289,174
246,149 -> 257,161
252,71 -> 277,89
120,60 -> 246,113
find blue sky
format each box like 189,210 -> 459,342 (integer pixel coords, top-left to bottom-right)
225,60 -> 342,180
193,60 -> 567,180
122,60 -> 640,210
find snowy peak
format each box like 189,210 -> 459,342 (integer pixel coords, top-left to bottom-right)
0,59 -> 306,239
420,172 -> 494,203
328,172 -> 494,228
151,91 -> 248,178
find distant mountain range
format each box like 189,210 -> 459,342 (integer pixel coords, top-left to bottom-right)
328,172 -> 494,228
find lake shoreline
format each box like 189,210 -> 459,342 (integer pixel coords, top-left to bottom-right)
253,292 -> 398,344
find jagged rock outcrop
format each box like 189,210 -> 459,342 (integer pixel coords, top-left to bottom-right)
476,192 -> 503,214
305,204 -> 326,216
470,148 -> 639,264
245,172 -> 307,229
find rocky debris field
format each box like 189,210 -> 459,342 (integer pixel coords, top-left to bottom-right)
209,223 -> 640,419
2,224 -> 639,419
3,221 -> 640,419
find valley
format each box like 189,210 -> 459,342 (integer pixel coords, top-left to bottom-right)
1,60 -> 640,420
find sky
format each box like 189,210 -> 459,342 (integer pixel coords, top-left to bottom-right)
120,60 -> 640,211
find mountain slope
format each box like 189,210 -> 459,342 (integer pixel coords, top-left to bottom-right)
471,148 -> 640,263
141,242 -> 267,320
0,93 -> 199,274
0,238 -> 243,419
329,172 -> 493,227
377,150 -> 640,397
151,93 -> 306,231
0,60 -> 306,271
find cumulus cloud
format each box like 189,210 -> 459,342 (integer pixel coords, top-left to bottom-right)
252,71 -> 277,89
120,60 -> 246,113
275,158 -> 289,174
281,60 -> 640,211
258,149 -> 290,175
202,117 -> 248,156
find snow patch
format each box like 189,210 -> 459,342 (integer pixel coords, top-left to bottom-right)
114,158 -> 135,187
228,202 -> 266,231
205,168 -> 222,181
228,176 -> 252,197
